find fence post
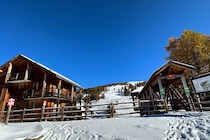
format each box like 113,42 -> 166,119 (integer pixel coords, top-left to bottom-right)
138,99 -> 142,116
164,99 -> 169,113
0,111 -> 4,123
40,107 -> 45,122
61,107 -> 64,121
21,108 -> 26,122
5,106 -> 12,125
111,102 -> 114,118
196,94 -> 203,111
85,102 -> 87,119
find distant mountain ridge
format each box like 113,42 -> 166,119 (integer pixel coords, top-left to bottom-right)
87,81 -> 145,89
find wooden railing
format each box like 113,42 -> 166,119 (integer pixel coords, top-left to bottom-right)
0,100 -> 168,124
193,100 -> 210,111
23,88 -> 71,99
9,72 -> 25,81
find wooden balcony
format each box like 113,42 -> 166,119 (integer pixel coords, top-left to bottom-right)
23,88 -> 71,100
9,72 -> 25,80
8,72 -> 31,83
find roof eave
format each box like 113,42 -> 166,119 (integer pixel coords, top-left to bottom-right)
0,54 -> 83,89
140,60 -> 195,94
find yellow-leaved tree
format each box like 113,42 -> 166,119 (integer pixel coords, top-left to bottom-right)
165,30 -> 210,75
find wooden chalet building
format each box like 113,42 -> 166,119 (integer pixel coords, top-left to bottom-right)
0,54 -> 83,111
132,60 -> 195,115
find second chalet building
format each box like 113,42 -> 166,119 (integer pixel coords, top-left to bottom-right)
0,54 -> 83,111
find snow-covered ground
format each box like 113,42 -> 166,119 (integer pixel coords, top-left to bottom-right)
0,84 -> 210,140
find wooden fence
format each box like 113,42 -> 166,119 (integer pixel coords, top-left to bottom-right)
0,101 -> 137,123
0,100 -> 169,124
136,99 -> 168,115
193,93 -> 210,111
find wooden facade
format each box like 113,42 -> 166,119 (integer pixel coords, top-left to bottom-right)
0,54 -> 83,111
132,60 -> 195,115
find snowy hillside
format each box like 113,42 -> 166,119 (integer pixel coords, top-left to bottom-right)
88,84 -> 141,118
0,84 -> 210,140
128,81 -> 145,86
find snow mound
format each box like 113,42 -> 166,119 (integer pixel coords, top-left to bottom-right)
0,123 -> 43,140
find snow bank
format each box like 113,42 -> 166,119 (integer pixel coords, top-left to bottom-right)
0,122 -> 43,140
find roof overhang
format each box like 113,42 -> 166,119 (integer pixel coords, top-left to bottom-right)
0,54 -> 83,89
140,60 -> 195,94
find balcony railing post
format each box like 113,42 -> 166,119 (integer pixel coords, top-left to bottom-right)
31,89 -> 34,97
15,73 -> 19,80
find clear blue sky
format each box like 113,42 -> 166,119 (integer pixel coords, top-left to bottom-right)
0,0 -> 210,88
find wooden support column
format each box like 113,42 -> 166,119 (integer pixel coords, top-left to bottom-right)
57,80 -> 61,107
71,85 -> 74,102
1,62 -> 12,110
5,63 -> 12,83
0,88 -> 10,111
58,80 -> 61,92
41,73 -> 47,98
180,74 -> 194,111
24,63 -> 29,81
80,89 -> 83,94
149,86 -> 156,110
157,77 -> 165,99
144,90 -> 149,113
67,89 -> 70,98
189,78 -> 200,111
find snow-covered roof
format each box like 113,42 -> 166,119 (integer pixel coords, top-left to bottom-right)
2,54 -> 83,89
21,54 -> 83,89
131,86 -> 144,94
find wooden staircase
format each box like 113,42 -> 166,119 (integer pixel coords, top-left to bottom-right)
168,85 -> 190,111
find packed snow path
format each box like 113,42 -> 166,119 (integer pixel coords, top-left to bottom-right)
40,117 -> 167,140
39,112 -> 210,140
164,112 -> 210,140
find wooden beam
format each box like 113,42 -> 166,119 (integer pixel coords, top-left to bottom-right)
41,73 -> 47,98
58,80 -> 61,91
180,74 -> 194,111
71,85 -> 74,102
24,63 -> 29,80
149,86 -> 159,99
157,77 -> 165,99
57,80 -> 62,107
0,88 -> 9,111
5,63 -> 12,83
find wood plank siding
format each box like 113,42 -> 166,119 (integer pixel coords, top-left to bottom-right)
0,54 -> 83,111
